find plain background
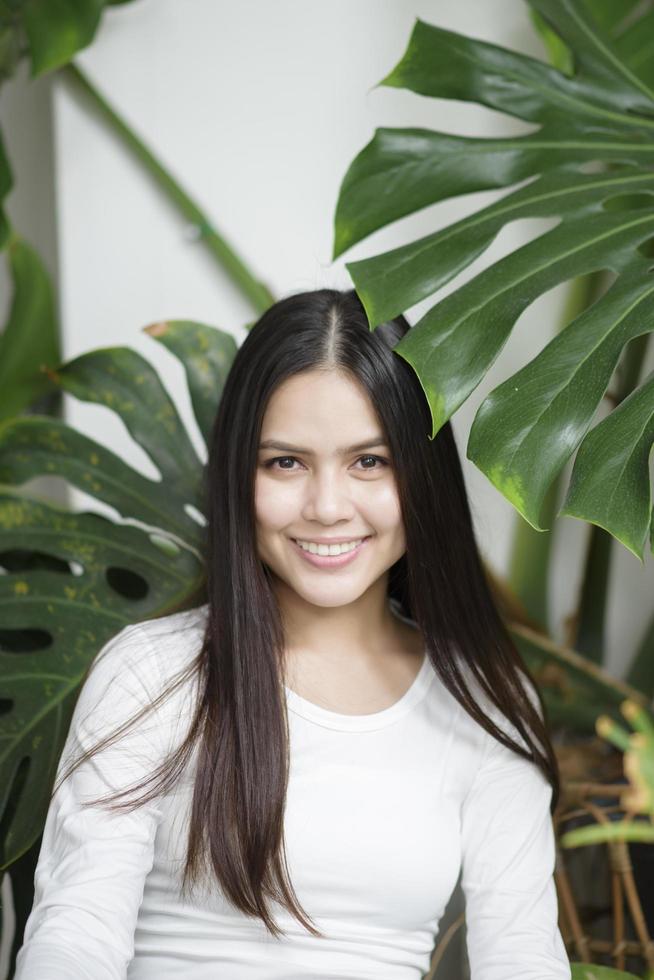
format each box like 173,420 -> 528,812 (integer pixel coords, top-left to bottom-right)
1,1 -> 653,976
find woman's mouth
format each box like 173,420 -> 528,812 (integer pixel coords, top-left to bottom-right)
290,536 -> 371,568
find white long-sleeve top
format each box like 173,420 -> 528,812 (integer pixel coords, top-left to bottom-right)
15,601 -> 571,980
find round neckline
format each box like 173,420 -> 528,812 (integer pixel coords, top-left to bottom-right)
284,599 -> 435,732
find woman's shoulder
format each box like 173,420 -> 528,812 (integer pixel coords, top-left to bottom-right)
80,604 -> 208,718
449,652 -> 543,755
72,603 -> 209,758
92,602 -> 209,682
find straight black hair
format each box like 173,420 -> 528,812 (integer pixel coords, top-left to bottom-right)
55,287 -> 560,940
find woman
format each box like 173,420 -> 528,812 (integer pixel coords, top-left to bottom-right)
15,288 -> 571,979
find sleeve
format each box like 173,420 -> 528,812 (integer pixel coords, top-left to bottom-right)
459,675 -> 571,980
14,622 -> 170,980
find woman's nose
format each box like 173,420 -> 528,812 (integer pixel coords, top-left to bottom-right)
301,469 -> 355,522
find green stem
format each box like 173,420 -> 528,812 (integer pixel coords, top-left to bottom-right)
626,607 -> 654,698
60,62 -> 275,316
575,524 -> 612,663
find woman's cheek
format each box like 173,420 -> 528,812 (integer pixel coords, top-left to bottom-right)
363,480 -> 403,530
255,476 -> 299,530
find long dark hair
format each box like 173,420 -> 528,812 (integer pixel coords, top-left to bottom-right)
54,287 -> 560,940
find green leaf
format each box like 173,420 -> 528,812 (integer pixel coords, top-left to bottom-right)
0,0 -> 142,86
49,346 -> 204,507
0,236 -> 61,419
0,321 -> 238,865
559,369 -> 654,557
0,492 -> 204,865
22,0 -> 106,76
334,12 -> 654,258
579,0 -> 642,36
0,414 -> 203,547
348,169 -> 654,326
333,0 -> 654,554
394,211 -> 654,422
571,959 -> 645,978
612,8 -> 654,91
142,320 -> 237,446
0,129 -> 12,250
531,9 -> 574,75
529,0 -> 654,103
377,14 -> 653,121
464,264 -> 654,544
333,128 -> 653,260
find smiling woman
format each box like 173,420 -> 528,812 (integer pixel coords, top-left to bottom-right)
14,288 -> 571,980
255,370 -> 405,626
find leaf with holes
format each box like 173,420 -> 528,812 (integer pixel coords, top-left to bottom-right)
333,0 -> 654,559
0,320 -> 236,865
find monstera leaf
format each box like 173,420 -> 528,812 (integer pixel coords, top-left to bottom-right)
333,0 -> 654,561
0,320 -> 237,867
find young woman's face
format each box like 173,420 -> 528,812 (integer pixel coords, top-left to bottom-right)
254,368 -> 406,609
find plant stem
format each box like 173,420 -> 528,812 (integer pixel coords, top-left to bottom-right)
60,62 -> 275,315
626,608 -> 654,699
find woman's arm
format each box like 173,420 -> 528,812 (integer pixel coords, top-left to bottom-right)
459,681 -> 571,980
14,622 -> 170,980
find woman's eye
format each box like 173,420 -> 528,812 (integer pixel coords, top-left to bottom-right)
263,455 -> 388,471
357,455 -> 388,470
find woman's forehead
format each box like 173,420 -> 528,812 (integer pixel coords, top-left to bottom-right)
260,372 -> 383,445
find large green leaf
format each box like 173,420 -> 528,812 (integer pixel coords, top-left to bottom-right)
0,321 -> 237,865
333,0 -> 654,559
0,493 -> 204,865
465,264 -> 654,555
0,236 -> 61,419
0,414 -> 203,546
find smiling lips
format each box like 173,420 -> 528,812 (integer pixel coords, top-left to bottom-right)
290,536 -> 370,568
294,537 -> 365,555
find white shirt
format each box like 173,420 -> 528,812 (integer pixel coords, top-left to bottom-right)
15,601 -> 571,979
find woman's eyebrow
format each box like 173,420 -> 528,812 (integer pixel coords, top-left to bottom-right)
258,437 -> 388,456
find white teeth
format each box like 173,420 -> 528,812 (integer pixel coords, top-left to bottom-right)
295,538 -> 363,556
